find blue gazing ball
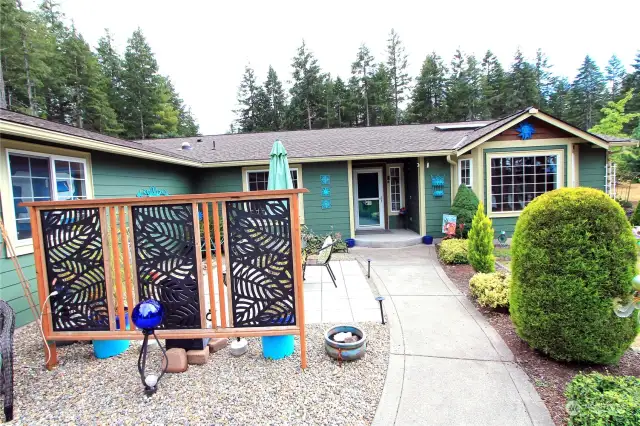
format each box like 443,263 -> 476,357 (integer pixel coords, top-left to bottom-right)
132,299 -> 164,329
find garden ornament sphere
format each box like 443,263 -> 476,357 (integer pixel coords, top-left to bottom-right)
632,275 -> 640,292
132,299 -> 164,330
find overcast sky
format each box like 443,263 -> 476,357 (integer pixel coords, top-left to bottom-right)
25,0 -> 640,135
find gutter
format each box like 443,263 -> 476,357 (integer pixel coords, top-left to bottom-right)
446,154 -> 457,166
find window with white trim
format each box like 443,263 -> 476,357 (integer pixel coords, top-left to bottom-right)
458,159 -> 472,188
246,169 -> 299,191
8,151 -> 88,241
490,154 -> 558,213
389,166 -> 402,212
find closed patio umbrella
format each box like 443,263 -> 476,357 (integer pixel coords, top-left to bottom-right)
263,139 -> 296,360
267,140 -> 293,190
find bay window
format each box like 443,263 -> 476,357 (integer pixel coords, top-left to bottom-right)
489,153 -> 559,213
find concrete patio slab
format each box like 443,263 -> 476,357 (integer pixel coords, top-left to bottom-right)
374,266 -> 455,296
392,295 -> 503,360
396,356 -> 534,426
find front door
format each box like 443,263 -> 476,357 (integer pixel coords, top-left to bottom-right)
355,168 -> 385,230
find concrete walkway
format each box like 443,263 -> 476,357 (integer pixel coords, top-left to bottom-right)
356,246 -> 554,426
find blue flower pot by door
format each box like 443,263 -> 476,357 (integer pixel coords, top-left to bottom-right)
93,312 -> 130,359
423,236 -> 434,245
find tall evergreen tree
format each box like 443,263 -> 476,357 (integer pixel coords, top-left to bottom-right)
121,28 -> 162,139
351,44 -> 375,126
567,55 -> 606,130
409,52 -> 447,123
370,63 -> 395,125
605,55 -> 626,100
534,48 -> 552,108
547,76 -> 571,120
332,76 -> 348,127
622,51 -> 640,133
263,65 -> 286,130
465,54 -> 483,120
480,50 -> 507,119
386,29 -> 410,125
288,40 -> 323,130
506,48 -> 538,111
234,64 -> 260,132
589,90 -> 639,137
96,29 -> 124,125
446,49 -> 469,121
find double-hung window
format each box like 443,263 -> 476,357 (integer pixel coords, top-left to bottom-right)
458,159 -> 472,188
7,150 -> 89,243
388,166 -> 402,212
246,168 -> 300,191
489,154 -> 559,213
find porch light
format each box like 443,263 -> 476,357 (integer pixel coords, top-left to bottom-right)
131,299 -> 168,396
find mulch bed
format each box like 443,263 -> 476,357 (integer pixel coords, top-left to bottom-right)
442,263 -> 640,426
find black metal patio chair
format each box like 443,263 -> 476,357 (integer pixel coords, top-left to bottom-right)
0,300 -> 15,422
302,236 -> 337,288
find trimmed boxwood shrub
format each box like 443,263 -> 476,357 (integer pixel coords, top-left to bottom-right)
565,373 -> 640,425
450,184 -> 480,237
510,187 -> 638,364
439,239 -> 468,264
469,271 -> 510,308
630,202 -> 640,226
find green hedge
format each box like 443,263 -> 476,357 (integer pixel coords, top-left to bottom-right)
510,187 -> 638,364
439,239 -> 468,264
565,373 -> 640,425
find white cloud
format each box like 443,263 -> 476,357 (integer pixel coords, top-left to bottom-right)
27,0 -> 640,134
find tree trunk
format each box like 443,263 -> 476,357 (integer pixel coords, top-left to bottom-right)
0,53 -> 7,109
306,100 -> 311,130
16,0 -> 33,114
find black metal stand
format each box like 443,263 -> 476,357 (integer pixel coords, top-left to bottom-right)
137,328 -> 168,396
375,296 -> 385,325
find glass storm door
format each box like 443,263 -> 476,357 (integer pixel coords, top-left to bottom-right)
355,169 -> 384,230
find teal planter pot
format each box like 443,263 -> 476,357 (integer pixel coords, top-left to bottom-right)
324,325 -> 367,361
261,335 -> 295,360
93,312 -> 130,359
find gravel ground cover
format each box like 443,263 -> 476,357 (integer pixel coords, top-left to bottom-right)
12,322 -> 389,425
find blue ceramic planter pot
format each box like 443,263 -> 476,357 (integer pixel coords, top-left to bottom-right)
93,311 -> 130,359
324,325 -> 367,361
345,238 -> 356,248
423,235 -> 434,245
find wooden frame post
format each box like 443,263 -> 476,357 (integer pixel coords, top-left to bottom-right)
29,207 -> 57,369
290,194 -> 307,369
202,202 -> 217,328
109,206 -> 126,332
212,202 -> 227,327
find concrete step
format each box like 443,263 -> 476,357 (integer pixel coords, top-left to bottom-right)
354,234 -> 423,248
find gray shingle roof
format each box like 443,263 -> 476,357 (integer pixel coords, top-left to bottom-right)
136,121 -> 492,164
0,109 -> 195,161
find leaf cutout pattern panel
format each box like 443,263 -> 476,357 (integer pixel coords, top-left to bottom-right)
131,204 -> 200,329
41,208 -> 109,331
226,199 -> 296,327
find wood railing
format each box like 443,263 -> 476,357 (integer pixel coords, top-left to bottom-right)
23,189 -> 308,369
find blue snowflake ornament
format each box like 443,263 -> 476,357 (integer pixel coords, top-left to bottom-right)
516,122 -> 535,140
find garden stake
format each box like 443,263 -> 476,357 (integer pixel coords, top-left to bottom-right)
367,259 -> 371,278
375,296 -> 385,324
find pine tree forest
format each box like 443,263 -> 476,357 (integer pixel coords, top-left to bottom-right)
0,0 -> 199,139
232,30 -> 640,140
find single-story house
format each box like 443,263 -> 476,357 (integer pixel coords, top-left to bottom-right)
1,106 -> 635,326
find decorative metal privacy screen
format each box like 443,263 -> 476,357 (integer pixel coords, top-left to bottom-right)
226,198 -> 296,327
131,204 -> 200,329
40,208 -> 109,331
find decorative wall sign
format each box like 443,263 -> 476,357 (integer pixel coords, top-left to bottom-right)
498,230 -> 508,246
431,175 -> 445,198
321,199 -> 332,209
131,204 -> 201,329
320,175 -> 331,185
442,214 -> 457,235
225,198 -> 296,327
137,186 -> 169,197
321,187 -> 331,197
41,208 -> 109,331
516,122 -> 535,140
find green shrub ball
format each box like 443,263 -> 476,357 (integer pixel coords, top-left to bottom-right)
510,187 -> 638,364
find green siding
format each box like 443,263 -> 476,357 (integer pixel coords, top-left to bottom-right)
425,156 -> 452,238
579,146 -> 606,190
2,149 -> 196,327
195,167 -> 243,194
303,162 -> 350,237
490,217 -> 519,238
